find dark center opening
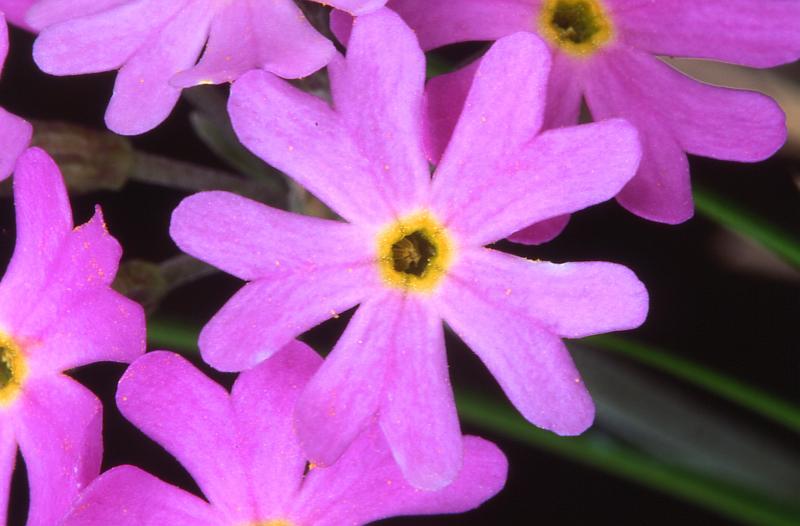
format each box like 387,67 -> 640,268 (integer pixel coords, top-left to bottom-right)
0,347 -> 13,389
550,1 -> 601,44
391,230 -> 437,277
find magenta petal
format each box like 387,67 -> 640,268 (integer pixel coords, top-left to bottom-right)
294,429 -> 507,525
379,297 -> 461,490
32,1 -> 188,75
432,33 -> 550,197
387,0 -> 535,50
104,2 -> 214,135
612,0 -> 800,68
199,264 -> 376,372
450,248 -> 648,338
0,424 -> 15,521
1,1 -> 36,31
423,60 -> 478,164
229,70 -> 394,224
116,351 -> 252,521
61,466 -> 225,526
231,340 -> 322,513
0,13 -> 7,71
327,9 -> 431,216
507,215 -> 570,245
170,191 -> 371,281
435,265 -> 596,435
0,148 -> 72,330
435,119 -> 640,246
25,0 -> 132,30
0,109 -> 32,181
543,52 -> 583,129
318,0 -> 387,16
13,376 -> 102,526
294,294 -> 398,468
171,0 -> 335,86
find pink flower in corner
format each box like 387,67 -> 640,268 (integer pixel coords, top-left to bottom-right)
171,10 -> 648,490
334,0 -> 797,226
28,0 -> 387,135
62,344 -> 507,526
0,148 -> 145,524
0,14 -> 32,179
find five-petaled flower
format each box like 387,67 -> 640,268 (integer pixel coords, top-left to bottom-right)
0,14 -> 31,180
170,9 -> 648,491
62,343 -> 507,526
0,148 -> 145,524
333,0 -> 798,227
28,0 -> 387,135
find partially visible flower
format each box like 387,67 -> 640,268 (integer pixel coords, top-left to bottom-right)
172,10 -> 647,490
0,1 -> 35,30
0,14 -> 32,179
334,0 -> 797,225
62,343 -> 507,526
0,147 -> 145,524
28,0 -> 386,135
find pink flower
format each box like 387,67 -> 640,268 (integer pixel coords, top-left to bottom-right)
0,14 -> 32,179
171,9 -> 648,490
334,0 -> 797,225
0,1 -> 36,30
28,0 -> 387,135
62,343 -> 507,526
0,148 -> 145,524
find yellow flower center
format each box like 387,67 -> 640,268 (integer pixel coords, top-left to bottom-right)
376,211 -> 454,293
539,0 -> 613,56
0,333 -> 27,407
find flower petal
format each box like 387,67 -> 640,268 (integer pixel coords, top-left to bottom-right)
294,293 -> 399,468
231,340 -> 321,513
318,0 -> 387,16
0,148 -> 72,332
0,424 -> 15,522
423,60 -> 478,164
378,297 -> 460,490
294,429 -> 507,525
611,0 -> 800,68
363,0 -> 535,50
170,191 -> 371,281
13,375 -> 103,526
0,109 -> 32,181
435,263 -> 595,435
61,466 -> 225,526
170,0 -> 335,86
116,351 -> 252,521
435,119 -> 640,246
26,0 -> 133,30
507,214 -> 570,245
104,1 -> 214,134
229,70 -> 392,225
543,52 -> 583,129
1,0 -> 36,31
199,264 -> 376,372
32,0 -> 188,74
326,8 -> 430,217
450,248 -> 648,338
431,32 -> 550,204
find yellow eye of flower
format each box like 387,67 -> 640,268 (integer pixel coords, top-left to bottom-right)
539,0 -> 613,56
377,211 -> 455,293
0,333 -> 27,407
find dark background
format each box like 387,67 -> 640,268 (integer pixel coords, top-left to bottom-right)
1,22 -> 798,526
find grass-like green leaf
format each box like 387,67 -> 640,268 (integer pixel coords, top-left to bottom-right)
693,184 -> 800,268
582,334 -> 800,434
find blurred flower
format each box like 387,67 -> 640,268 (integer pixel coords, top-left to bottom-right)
0,14 -> 32,179
62,344 -> 507,526
0,148 -> 145,524
171,10 -> 648,490
28,0 -> 386,135
334,0 -> 798,225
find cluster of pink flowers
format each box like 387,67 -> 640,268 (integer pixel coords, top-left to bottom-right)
0,0 -> 796,523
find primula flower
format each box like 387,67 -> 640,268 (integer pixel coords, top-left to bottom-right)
0,14 -> 32,179
28,0 -> 387,135
333,0 -> 797,226
173,9 -> 648,489
0,147 -> 145,524
62,343 -> 507,526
